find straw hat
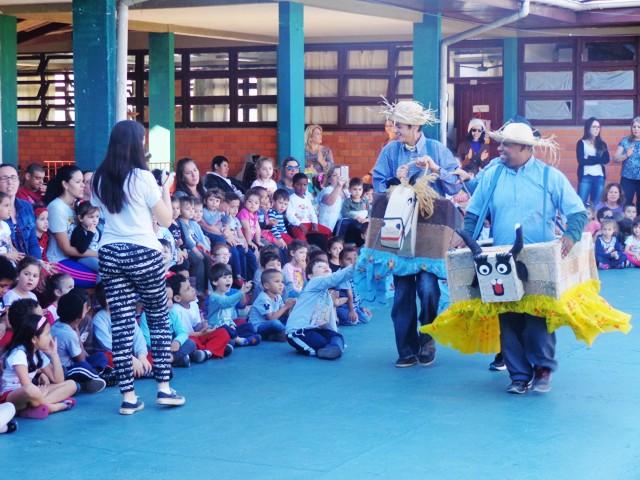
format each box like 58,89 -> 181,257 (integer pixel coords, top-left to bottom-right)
488,122 -> 559,166
379,97 -> 438,126
467,118 -> 484,132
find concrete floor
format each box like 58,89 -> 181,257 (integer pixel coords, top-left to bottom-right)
2,269 -> 638,480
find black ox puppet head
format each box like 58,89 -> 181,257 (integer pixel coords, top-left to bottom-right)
457,224 -> 529,303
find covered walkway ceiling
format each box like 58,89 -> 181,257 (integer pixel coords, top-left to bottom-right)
2,0 -> 640,48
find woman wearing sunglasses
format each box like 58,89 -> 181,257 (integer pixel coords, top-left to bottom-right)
458,118 -> 491,169
276,157 -> 301,195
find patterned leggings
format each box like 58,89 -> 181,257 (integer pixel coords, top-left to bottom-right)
99,243 -> 171,394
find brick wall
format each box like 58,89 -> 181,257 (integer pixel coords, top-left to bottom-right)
17,126 -> 631,187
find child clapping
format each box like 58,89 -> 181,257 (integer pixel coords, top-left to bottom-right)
248,269 -> 296,342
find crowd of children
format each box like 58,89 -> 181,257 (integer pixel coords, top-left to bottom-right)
0,158 -> 377,429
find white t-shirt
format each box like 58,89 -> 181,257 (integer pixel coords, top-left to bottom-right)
317,185 -> 346,232
1,346 -> 50,394
91,169 -> 162,252
2,289 -> 37,310
47,197 -> 77,263
582,140 -> 604,177
171,301 -> 202,334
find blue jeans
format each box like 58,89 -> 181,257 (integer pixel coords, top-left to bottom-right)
498,312 -> 557,382
336,305 -> 371,325
577,175 -> 605,206
256,320 -> 286,337
391,271 -> 440,359
621,176 -> 640,211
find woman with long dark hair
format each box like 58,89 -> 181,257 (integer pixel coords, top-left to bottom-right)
91,120 -> 185,415
576,117 -> 609,205
43,165 -> 98,288
173,157 -> 205,200
613,116 -> 640,211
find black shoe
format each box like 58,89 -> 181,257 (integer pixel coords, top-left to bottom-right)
395,356 -> 418,368
418,343 -> 436,366
532,366 -> 552,393
506,380 -> 532,394
80,377 -> 106,394
156,389 -> 186,406
316,345 -> 342,360
189,350 -> 207,363
224,344 -> 234,357
490,353 -> 506,371
119,399 -> 145,415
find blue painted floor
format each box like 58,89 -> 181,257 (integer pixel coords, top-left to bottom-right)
2,270 -> 638,479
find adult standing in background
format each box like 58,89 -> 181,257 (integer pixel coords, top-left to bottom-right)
613,116 -> 640,211
173,157 -> 206,200
457,118 -> 490,169
304,124 -> 334,191
372,99 -> 461,368
92,120 -> 185,415
0,164 -> 40,260
576,117 -> 609,206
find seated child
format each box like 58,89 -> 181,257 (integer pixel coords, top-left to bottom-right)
584,204 -> 600,238
0,191 -> 25,265
0,257 -> 18,349
191,198 -> 212,255
166,274 -> 231,359
248,269 -> 296,342
3,256 -> 40,310
285,260 -> 354,360
594,207 -> 613,241
140,284 -> 207,368
327,237 -> 344,273
286,173 -> 333,243
224,192 -> 258,283
69,201 -> 101,274
177,197 -> 210,295
41,273 -> 75,325
624,219 -> 640,268
282,240 -> 308,293
1,314 -> 77,420
595,219 -> 627,269
199,188 -> 226,244
336,247 -> 372,326
50,289 -> 108,393
92,282 -> 152,376
253,249 -> 295,301
207,264 -> 259,346
268,189 -> 293,247
341,177 -> 371,246
35,207 -> 49,262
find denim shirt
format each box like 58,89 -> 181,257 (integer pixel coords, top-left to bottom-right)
6,198 -> 42,259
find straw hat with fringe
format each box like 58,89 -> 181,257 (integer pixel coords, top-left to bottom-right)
379,96 -> 438,126
488,122 -> 559,166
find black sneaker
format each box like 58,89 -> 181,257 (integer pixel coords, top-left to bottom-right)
119,398 -> 145,415
506,380 -> 532,394
418,344 -> 436,366
156,389 -> 186,406
224,344 -> 234,357
395,356 -> 418,368
490,353 -> 507,371
316,345 -> 342,360
532,366 -> 552,393
189,350 -> 207,363
80,377 -> 107,394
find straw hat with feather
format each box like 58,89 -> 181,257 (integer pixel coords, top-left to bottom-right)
379,97 -> 438,126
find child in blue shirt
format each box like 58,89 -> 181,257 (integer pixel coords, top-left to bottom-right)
249,269 -> 296,342
207,263 -> 259,346
336,247 -> 372,326
286,260 -> 354,360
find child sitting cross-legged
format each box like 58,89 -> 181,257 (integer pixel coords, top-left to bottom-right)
166,274 -> 232,359
336,247 -> 372,326
207,263 -> 259,347
92,282 -> 152,377
140,284 -> 208,368
595,219 -> 627,269
248,269 -> 296,342
285,259 -> 354,360
252,247 -> 296,301
50,289 -> 109,393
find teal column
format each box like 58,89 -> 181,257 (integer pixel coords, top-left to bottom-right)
413,14 -> 440,140
277,2 -> 305,166
503,38 -> 518,122
72,0 -> 116,171
149,32 -> 175,168
0,15 -> 18,166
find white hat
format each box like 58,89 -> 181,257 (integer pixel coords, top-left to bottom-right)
467,118 -> 485,132
380,97 -> 438,126
488,122 -> 559,166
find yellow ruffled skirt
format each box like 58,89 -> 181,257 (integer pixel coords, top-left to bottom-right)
420,279 -> 632,354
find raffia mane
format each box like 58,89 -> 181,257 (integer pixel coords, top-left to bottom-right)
387,172 -> 440,219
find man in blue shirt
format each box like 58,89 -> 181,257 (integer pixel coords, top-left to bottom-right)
372,100 -> 462,368
464,122 -> 587,394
